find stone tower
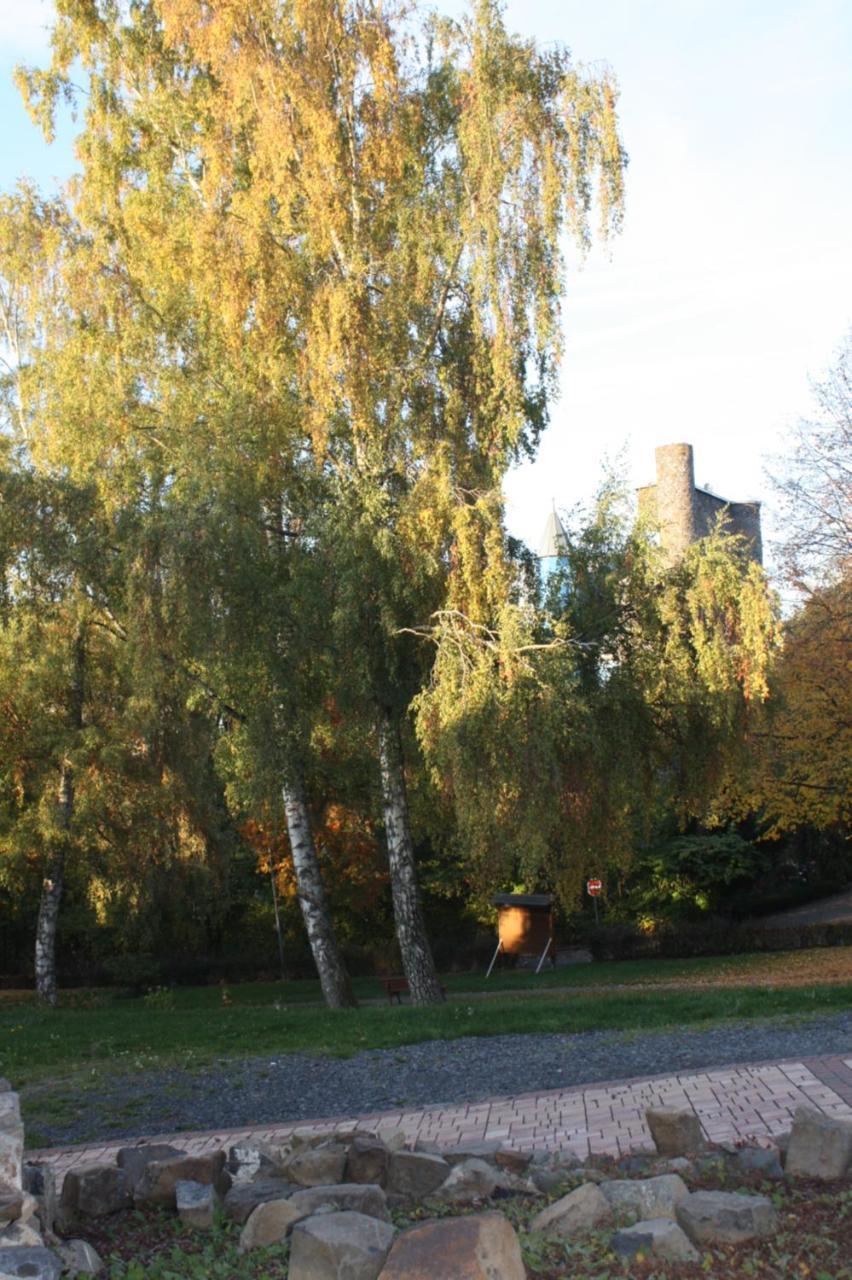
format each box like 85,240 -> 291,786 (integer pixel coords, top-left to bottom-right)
637,443 -> 762,566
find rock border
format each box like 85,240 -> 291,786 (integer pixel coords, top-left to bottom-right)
3,1080 -> 850,1278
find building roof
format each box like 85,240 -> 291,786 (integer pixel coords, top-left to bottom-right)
537,509 -> 568,558
492,893 -> 553,909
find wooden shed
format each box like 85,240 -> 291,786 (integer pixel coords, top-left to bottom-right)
486,893 -> 555,976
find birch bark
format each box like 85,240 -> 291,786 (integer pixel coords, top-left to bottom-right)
282,770 -> 357,1009
35,624 -> 84,1007
377,708 -> 444,1005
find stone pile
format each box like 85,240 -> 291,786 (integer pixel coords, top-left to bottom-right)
2,1079 -> 851,1278
1,1078 -> 101,1280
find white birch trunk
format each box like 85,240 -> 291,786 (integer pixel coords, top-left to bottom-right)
35,623 -> 85,1007
377,708 -> 444,1005
34,763 -> 71,1008
282,771 -> 357,1009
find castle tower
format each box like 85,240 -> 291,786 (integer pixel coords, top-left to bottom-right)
637,443 -> 762,566
653,443 -> 698,564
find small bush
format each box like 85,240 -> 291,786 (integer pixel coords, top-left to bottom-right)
142,985 -> 177,1011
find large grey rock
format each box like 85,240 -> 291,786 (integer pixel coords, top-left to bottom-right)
494,1148 -> 532,1175
288,1129 -> 342,1151
600,1173 -> 689,1221
287,1184 -> 390,1223
22,1165 -> 57,1237
286,1143 -> 348,1188
289,1211 -> 395,1280
176,1180 -> 217,1229
494,1168 -> 540,1197
529,1165 -> 571,1194
441,1141 -> 502,1168
239,1198 -> 304,1252
378,1211 -> 525,1280
412,1140 -> 441,1156
611,1217 -> 700,1263
531,1148 -> 582,1170
60,1163 -> 132,1219
0,1081 -> 11,1094
387,1152 -> 449,1199
134,1152 -> 228,1208
529,1182 -> 613,1238
0,1248 -> 62,1280
435,1159 -> 498,1203
676,1190 -> 777,1245
736,1145 -> 784,1179
227,1140 -> 286,1182
116,1145 -> 184,1192
54,1239 -> 105,1276
0,1094 -> 23,1192
239,1175 -> 392,1251
645,1107 -> 704,1156
347,1136 -> 390,1187
378,1131 -> 408,1154
652,1156 -> 694,1176
12,1194 -> 37,1226
785,1107 -> 852,1181
0,1195 -> 22,1228
223,1177 -> 295,1224
616,1153 -> 655,1176
0,1220 -> 43,1249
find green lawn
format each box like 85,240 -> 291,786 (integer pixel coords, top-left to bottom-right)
6,942 -> 846,1013
2,971 -> 849,1092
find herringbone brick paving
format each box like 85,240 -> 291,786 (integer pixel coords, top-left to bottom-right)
29,1054 -> 852,1186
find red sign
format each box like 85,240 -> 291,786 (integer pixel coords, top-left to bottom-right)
586,878 -> 603,897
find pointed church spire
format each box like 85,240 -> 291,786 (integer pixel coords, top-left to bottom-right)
537,507 -> 567,559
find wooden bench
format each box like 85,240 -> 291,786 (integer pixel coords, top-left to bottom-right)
379,976 -> 409,1004
379,976 -> 447,1004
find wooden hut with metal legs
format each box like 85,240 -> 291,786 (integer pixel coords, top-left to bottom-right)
486,893 -> 555,976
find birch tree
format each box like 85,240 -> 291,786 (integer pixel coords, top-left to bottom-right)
771,330 -> 852,591
19,0 -> 625,1002
0,514 -> 89,1007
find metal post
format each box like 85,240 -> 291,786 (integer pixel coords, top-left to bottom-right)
593,896 -> 599,927
485,939 -> 502,978
535,938 -> 552,974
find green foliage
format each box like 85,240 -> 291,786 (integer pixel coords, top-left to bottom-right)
415,484 -> 780,908
70,1208 -> 289,1279
623,830 -> 769,921
3,0 -> 837,993
1,0 -> 628,995
745,577 -> 851,836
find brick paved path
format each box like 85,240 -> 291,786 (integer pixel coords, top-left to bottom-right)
30,1054 -> 852,1187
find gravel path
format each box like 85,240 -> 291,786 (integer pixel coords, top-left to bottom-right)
27,1010 -> 852,1148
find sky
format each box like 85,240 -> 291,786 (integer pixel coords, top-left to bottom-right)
1,0 -> 850,571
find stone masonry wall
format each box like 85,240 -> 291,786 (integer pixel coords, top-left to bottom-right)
638,444 -> 762,566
